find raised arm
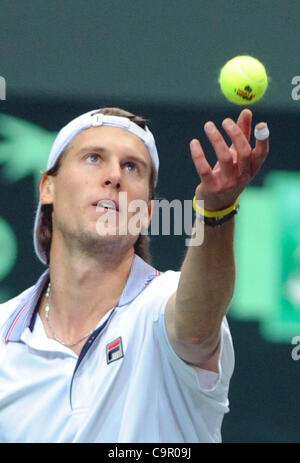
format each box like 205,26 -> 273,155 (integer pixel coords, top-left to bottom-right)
165,109 -> 269,372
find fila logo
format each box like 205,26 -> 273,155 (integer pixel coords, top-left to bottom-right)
106,336 -> 124,364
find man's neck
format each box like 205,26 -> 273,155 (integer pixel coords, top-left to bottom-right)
38,246 -> 135,347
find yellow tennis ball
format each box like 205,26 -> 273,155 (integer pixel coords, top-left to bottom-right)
219,55 -> 268,105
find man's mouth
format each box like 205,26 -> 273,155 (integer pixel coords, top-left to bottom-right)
93,199 -> 119,212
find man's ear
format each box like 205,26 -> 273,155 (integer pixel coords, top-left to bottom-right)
39,173 -> 54,205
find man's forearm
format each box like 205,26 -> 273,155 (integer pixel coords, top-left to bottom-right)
174,216 -> 236,345
166,110 -> 268,365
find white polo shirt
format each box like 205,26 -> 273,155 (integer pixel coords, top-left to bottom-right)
0,254 -> 234,443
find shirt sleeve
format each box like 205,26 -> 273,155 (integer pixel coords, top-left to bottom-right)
151,271 -> 235,404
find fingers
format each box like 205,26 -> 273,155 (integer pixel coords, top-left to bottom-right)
191,113 -> 269,186
189,139 -> 213,184
203,122 -> 236,178
236,109 -> 252,142
222,118 -> 252,176
252,122 -> 270,174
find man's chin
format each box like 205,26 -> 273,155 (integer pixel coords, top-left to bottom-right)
95,222 -> 143,239
78,227 -> 139,251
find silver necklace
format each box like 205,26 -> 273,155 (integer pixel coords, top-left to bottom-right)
44,282 -> 96,347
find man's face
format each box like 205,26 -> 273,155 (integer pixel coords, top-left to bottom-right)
40,126 -> 153,255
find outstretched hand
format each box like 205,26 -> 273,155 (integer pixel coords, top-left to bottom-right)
190,109 -> 269,211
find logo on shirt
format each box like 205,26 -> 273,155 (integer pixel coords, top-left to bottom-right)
106,336 -> 124,364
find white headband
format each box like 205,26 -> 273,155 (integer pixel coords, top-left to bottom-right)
34,109 -> 159,265
47,110 -> 159,173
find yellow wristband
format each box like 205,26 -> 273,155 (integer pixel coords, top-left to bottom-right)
193,196 -> 240,218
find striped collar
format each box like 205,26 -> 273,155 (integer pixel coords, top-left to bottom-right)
4,254 -> 159,343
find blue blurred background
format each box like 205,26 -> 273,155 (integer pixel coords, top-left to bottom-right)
1,0 -> 300,442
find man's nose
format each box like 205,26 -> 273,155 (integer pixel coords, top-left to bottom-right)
102,162 -> 122,189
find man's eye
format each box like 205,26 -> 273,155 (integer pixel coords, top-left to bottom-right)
86,154 -> 100,163
125,162 -> 138,172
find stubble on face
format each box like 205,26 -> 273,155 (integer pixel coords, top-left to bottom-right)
53,210 -> 139,261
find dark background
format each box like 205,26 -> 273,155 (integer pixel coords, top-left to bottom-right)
1,0 -> 300,442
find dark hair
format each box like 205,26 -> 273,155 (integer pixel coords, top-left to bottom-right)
36,107 -> 157,265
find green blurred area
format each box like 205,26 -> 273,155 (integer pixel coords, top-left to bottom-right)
233,171 -> 300,343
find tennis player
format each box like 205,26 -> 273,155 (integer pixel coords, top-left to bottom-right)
0,107 -> 269,442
